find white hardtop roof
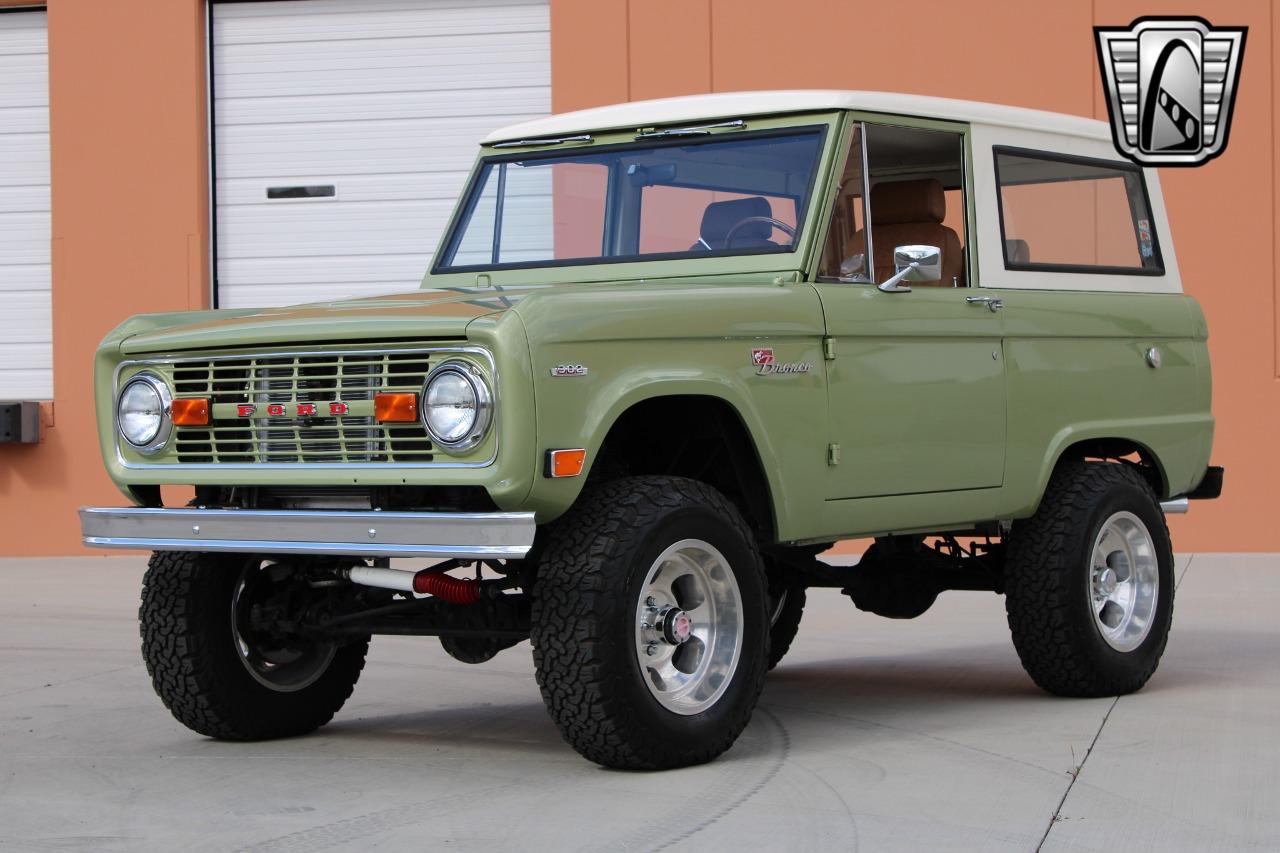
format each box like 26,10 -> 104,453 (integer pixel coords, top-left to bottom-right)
484,90 -> 1110,144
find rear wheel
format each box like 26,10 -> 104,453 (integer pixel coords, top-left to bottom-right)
1004,460 -> 1174,697
531,476 -> 769,770
140,551 -> 369,740
766,578 -> 806,670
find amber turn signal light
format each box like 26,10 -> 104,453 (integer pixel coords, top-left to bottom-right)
374,392 -> 417,423
171,398 -> 209,426
545,448 -> 587,478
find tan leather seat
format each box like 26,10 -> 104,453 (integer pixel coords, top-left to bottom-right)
847,179 -> 965,286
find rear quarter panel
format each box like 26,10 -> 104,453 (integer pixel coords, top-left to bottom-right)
994,289 -> 1212,511
968,123 -> 1211,513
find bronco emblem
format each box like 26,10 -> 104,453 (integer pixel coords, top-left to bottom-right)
751,347 -> 811,376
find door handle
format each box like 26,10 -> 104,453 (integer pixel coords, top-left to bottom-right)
965,295 -> 1004,312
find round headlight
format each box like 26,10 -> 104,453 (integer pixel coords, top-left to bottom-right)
421,361 -> 492,452
117,373 -> 172,454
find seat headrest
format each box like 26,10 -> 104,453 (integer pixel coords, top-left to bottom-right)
871,179 -> 946,225
700,196 -> 773,247
1004,238 -> 1030,264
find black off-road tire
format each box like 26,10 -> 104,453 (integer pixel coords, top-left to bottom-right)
140,551 -> 369,740
1005,460 -> 1174,697
531,476 -> 769,770
766,579 -> 806,670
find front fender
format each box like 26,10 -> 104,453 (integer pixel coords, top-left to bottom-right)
513,282 -> 829,541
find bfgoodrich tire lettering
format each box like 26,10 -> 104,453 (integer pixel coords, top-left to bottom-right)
1004,460 -> 1174,697
140,551 -> 368,740
531,476 -> 769,770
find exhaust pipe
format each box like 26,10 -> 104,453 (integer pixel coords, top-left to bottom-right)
1160,497 -> 1189,514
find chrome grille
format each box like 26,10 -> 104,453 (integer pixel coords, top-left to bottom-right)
169,350 -> 436,464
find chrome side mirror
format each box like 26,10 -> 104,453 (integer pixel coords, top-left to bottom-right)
877,244 -> 942,293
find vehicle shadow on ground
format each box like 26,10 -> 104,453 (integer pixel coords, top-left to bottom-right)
318,642 -> 1040,755
322,699 -> 569,755
315,631 -> 1229,761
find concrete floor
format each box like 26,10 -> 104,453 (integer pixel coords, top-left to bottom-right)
0,554 -> 1275,852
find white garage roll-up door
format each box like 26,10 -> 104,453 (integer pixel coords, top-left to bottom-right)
0,10 -> 51,399
211,0 -> 551,310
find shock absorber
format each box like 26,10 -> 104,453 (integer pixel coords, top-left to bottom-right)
412,567 -> 481,604
345,563 -> 482,605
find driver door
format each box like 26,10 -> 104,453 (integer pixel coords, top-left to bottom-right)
815,120 -> 1006,505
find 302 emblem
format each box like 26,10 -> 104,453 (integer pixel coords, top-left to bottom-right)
751,347 -> 812,376
550,364 -> 589,377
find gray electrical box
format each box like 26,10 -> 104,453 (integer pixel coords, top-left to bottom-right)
0,401 -> 40,444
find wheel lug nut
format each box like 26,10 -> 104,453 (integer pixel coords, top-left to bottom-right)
645,643 -> 658,656
645,596 -> 656,607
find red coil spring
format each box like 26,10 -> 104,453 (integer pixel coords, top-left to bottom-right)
412,568 -> 481,604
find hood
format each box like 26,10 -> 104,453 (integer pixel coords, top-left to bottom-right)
115,288 -> 539,354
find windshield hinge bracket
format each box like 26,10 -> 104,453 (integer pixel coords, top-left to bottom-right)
828,443 -> 841,466
823,337 -> 836,361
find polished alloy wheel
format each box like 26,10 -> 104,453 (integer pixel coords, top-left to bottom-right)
635,539 -> 744,715
1089,511 -> 1160,652
231,563 -> 337,692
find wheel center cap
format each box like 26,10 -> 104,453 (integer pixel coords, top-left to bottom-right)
660,608 -> 693,645
1097,568 -> 1118,596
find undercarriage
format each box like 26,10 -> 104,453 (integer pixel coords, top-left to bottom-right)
240,557 -> 532,665
227,531 -> 1009,673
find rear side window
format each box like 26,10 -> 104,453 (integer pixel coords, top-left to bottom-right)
994,147 -> 1163,275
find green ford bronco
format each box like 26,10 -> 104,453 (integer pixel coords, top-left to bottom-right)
83,91 -> 1221,770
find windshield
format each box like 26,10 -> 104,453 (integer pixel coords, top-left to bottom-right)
435,128 -> 826,272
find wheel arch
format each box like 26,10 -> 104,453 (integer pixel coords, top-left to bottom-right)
1044,435 -> 1170,503
585,392 -> 780,541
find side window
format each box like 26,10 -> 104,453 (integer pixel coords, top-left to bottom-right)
818,123 -> 970,287
864,124 -> 969,287
993,148 -> 1162,274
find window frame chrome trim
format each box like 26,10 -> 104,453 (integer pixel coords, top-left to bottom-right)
111,344 -> 498,470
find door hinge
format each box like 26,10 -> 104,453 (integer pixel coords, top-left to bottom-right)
828,443 -> 841,465
822,336 -> 836,360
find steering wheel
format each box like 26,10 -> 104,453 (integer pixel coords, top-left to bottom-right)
722,216 -> 796,247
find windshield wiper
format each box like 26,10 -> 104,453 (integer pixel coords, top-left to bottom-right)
634,119 -> 746,140
492,134 -> 593,149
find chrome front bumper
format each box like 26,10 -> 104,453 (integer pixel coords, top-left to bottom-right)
79,507 -> 536,559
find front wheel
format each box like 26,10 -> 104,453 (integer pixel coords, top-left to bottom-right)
531,476 -> 769,770
1004,460 -> 1174,697
140,551 -> 369,740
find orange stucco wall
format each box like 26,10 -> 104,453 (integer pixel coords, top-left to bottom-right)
0,0 -> 1274,554
0,0 -> 208,556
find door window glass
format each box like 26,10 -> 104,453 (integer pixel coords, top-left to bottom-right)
818,123 -> 969,287
817,125 -> 869,281
864,124 -> 969,287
